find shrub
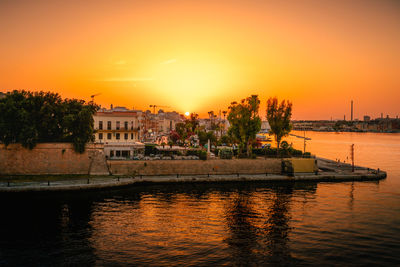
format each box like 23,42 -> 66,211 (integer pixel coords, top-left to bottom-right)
288,147 -> 303,157
199,150 -> 207,160
219,148 -> 233,159
281,141 -> 289,150
145,144 -> 157,156
186,149 -> 200,156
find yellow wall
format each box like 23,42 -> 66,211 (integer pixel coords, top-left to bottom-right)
283,158 -> 317,173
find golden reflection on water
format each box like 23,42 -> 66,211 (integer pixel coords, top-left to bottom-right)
86,184 -> 322,265
77,132 -> 400,265
1,133 -> 396,265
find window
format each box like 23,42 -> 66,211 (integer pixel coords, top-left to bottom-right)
116,150 -> 121,157
131,121 -> 134,130
99,121 -> 103,130
116,133 -> 120,140
107,121 -> 111,130
116,121 -> 120,130
122,151 -> 129,158
107,133 -> 112,139
124,121 -> 128,130
110,150 -> 114,157
131,133 -> 134,139
124,133 -> 128,140
99,133 -> 103,139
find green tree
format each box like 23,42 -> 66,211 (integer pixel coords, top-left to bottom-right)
227,95 -> 261,156
219,134 -> 232,146
174,113 -> 199,144
62,99 -> 97,153
266,97 -> 292,153
0,90 -> 98,153
187,113 -> 199,132
197,130 -> 217,147
175,122 -> 188,142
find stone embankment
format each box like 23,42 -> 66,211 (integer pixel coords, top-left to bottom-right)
108,159 -> 282,176
0,143 -> 109,175
0,158 -> 386,193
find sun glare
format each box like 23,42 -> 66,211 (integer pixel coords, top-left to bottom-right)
185,111 -> 190,116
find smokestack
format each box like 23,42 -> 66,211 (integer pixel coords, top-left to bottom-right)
344,115 -> 346,121
381,113 -> 383,119
351,100 -> 353,121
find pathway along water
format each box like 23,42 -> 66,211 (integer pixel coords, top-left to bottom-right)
0,131 -> 399,266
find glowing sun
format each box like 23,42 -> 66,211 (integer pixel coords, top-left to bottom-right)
185,111 -> 190,116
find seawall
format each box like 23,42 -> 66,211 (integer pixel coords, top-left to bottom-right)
108,158 -> 282,176
0,143 -> 109,175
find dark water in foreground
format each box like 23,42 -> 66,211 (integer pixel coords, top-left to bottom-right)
1,132 -> 400,266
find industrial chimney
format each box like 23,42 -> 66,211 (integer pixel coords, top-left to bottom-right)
351,100 -> 353,121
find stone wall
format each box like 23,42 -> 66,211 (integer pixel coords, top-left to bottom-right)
0,144 -> 282,176
0,143 -> 109,175
108,158 -> 282,176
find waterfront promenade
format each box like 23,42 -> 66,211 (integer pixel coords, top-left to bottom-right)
0,158 -> 386,193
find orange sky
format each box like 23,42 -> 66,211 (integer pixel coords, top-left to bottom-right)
1,0 -> 399,119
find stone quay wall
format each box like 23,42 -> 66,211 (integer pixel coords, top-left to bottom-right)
0,143 -> 109,175
108,158 -> 282,176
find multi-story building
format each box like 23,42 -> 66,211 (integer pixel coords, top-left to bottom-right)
94,106 -> 142,143
93,106 -> 184,158
93,106 -> 144,159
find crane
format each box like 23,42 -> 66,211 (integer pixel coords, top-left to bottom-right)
90,93 -> 101,102
149,105 -> 170,114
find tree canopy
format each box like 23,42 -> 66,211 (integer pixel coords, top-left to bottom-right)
169,113 -> 199,144
266,97 -> 292,151
227,95 -> 261,155
0,90 -> 98,153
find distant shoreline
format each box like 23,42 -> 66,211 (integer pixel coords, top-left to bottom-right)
293,129 -> 400,134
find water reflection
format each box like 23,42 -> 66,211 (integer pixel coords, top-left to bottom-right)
223,183 -> 317,266
0,178 -> 397,266
0,193 -> 97,265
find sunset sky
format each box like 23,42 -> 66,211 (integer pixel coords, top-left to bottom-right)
1,0 -> 399,119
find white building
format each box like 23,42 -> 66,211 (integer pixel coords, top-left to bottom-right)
93,106 -> 183,159
93,106 -> 142,143
93,106 -> 144,159
260,120 -> 271,133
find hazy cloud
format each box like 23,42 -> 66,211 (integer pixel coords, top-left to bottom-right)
161,58 -> 177,65
102,77 -> 154,82
114,60 -> 127,65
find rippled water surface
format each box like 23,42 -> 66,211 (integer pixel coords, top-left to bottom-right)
1,132 -> 400,266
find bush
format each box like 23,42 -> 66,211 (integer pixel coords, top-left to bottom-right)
219,148 -> 233,159
186,149 -> 200,156
198,150 -> 207,160
145,144 -> 157,156
303,152 -> 311,158
281,141 -> 289,150
288,147 -> 303,157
